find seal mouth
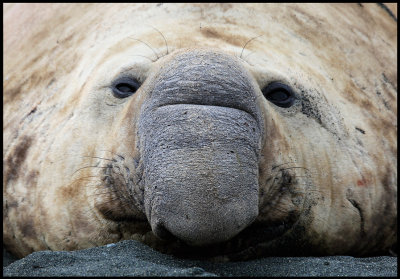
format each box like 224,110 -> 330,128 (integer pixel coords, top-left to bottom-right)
157,218 -> 295,261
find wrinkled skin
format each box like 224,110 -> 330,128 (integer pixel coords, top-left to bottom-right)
3,3 -> 397,260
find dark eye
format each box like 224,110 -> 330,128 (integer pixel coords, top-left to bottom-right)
112,77 -> 140,98
262,82 -> 295,108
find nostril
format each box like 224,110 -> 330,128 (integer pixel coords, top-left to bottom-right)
153,221 -> 176,241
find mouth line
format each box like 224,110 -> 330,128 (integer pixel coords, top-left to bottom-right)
163,219 -> 294,260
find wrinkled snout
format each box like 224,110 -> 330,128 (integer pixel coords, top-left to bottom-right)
145,106 -> 260,246
138,49 -> 263,246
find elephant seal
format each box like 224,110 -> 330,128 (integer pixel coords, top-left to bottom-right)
3,3 -> 397,260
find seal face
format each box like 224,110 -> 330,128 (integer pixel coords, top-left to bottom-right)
3,3 -> 397,260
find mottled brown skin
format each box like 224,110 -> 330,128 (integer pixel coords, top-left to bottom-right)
3,3 -> 397,260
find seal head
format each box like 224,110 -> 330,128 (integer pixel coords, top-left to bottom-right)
3,3 -> 396,260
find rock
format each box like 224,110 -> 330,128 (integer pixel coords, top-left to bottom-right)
3,240 -> 397,277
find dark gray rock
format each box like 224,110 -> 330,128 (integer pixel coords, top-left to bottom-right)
3,240 -> 397,277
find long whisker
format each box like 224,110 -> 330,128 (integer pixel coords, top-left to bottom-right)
64,176 -> 100,189
280,166 -> 310,171
128,54 -> 155,62
271,162 -> 297,170
240,35 -> 262,59
244,51 -> 255,61
82,155 -> 115,162
128,37 -> 159,60
71,165 -> 107,176
148,25 -> 169,56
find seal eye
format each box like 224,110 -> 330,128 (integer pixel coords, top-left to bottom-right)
262,82 -> 295,108
112,77 -> 140,98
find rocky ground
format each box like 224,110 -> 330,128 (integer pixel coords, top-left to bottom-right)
3,240 -> 397,277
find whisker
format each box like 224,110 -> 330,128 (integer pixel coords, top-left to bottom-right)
243,51 -> 255,61
280,166 -> 310,171
240,35 -> 262,59
128,37 -> 159,61
148,25 -> 169,56
271,162 -> 297,170
82,155 -> 115,162
97,150 -> 127,160
71,165 -> 107,176
128,54 -> 155,62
